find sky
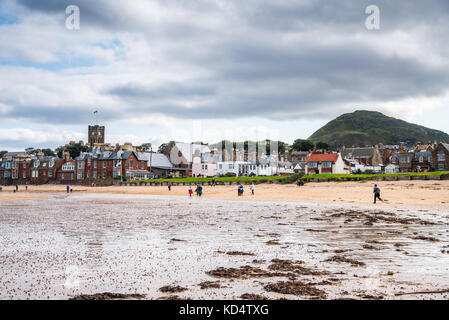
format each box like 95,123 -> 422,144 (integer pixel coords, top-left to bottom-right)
1,0 -> 449,151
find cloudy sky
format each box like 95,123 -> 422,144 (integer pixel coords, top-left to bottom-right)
1,0 -> 449,151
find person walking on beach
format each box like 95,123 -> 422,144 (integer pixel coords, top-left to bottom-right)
67,185 -> 70,193
238,184 -> 244,196
198,185 -> 203,197
250,183 -> 255,195
373,184 -> 382,204
212,178 -> 215,186
168,183 -> 172,191
188,187 -> 193,198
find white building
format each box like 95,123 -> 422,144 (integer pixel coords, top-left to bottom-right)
305,152 -> 347,174
168,142 -> 211,166
384,164 -> 400,174
215,161 -> 250,177
192,152 -> 219,177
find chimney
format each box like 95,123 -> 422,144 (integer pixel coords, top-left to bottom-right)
63,151 -> 70,161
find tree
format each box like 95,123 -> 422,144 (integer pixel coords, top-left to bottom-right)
55,146 -> 65,158
158,141 -> 175,154
56,143 -> 89,159
25,147 -> 38,156
0,150 -> 7,158
25,147 -> 56,157
41,148 -> 56,157
291,139 -> 315,151
278,141 -> 288,154
263,140 -> 287,155
316,142 -> 330,150
139,143 -> 152,152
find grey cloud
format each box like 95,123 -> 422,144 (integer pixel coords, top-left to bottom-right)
107,83 -> 216,99
3,105 -> 120,124
7,0 -> 449,126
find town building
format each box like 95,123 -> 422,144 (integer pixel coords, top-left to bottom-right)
432,143 -> 449,171
341,145 -> 383,166
305,152 -> 347,174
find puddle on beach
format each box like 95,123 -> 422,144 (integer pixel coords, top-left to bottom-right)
1,193 -> 449,300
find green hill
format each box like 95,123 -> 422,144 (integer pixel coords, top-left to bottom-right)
308,110 -> 449,148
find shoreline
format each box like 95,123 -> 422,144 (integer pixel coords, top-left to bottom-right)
1,180 -> 449,212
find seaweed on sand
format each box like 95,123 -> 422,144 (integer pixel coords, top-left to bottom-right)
324,255 -> 366,267
264,281 -> 327,298
69,292 -> 145,300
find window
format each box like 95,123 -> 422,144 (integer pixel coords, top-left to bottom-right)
78,162 -> 83,169
103,161 -> 106,168
322,161 -> 333,168
102,172 -> 106,179
48,170 -> 52,177
94,161 -> 97,169
419,156 -> 423,163
438,153 -> 445,161
400,156 -> 410,163
93,172 -> 97,179
23,172 -> 26,179
62,163 -> 75,171
228,164 -> 234,169
77,172 -> 83,180
113,171 -> 118,178
308,162 -> 318,168
23,163 -> 26,169
219,164 -> 222,169
439,164 -> 445,171
71,173 -> 74,180
62,173 -> 65,180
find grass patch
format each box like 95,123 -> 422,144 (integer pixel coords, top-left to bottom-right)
303,171 -> 449,181
129,174 -> 302,184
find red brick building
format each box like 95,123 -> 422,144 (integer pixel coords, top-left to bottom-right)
432,143 -> 449,171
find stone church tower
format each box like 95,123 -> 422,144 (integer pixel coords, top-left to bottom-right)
88,125 -> 105,145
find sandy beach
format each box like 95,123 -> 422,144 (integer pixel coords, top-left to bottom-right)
2,180 -> 449,211
1,181 -> 449,300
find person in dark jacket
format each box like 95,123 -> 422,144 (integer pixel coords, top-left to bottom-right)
373,184 -> 382,203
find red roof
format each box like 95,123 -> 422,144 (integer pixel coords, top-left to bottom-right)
306,153 -> 339,163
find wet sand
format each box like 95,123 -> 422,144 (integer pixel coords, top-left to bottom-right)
1,191 -> 449,300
